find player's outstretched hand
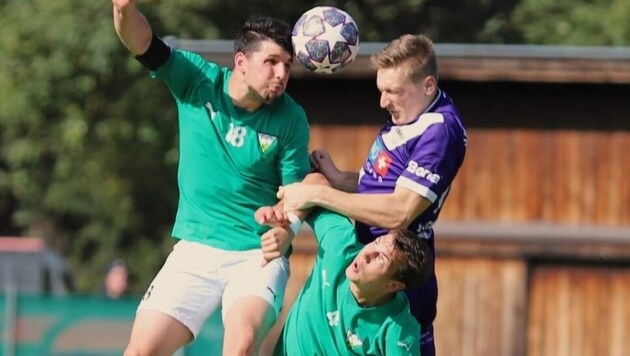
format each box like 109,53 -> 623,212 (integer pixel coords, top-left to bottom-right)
255,206 -> 288,227
260,226 -> 293,267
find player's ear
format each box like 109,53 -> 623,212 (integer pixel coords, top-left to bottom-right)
424,75 -> 437,96
234,52 -> 246,74
386,279 -> 405,293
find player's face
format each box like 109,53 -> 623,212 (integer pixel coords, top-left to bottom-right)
104,265 -> 128,298
376,66 -> 436,125
241,40 -> 292,105
346,233 -> 401,289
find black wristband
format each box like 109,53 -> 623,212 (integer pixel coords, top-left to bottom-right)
134,35 -> 171,71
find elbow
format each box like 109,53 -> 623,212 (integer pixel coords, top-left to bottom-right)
391,207 -> 419,230
381,214 -> 412,230
391,219 -> 411,231
382,194 -> 430,230
134,34 -> 154,56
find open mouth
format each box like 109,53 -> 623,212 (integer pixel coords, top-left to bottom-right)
269,83 -> 284,93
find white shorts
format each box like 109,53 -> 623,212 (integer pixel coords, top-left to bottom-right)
137,239 -> 290,338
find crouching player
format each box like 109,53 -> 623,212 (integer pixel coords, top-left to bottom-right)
256,174 -> 433,355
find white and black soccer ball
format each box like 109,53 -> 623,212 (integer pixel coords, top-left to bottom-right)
292,6 -> 360,74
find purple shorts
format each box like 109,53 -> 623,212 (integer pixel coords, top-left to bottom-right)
404,273 -> 438,356
420,324 -> 435,356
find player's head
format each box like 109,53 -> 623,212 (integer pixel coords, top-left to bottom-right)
103,259 -> 128,299
234,16 -> 294,58
370,34 -> 439,125
346,229 -> 432,295
389,229 -> 433,290
233,16 -> 294,105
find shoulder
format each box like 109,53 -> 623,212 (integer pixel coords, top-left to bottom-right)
171,48 -> 207,64
380,113 -> 445,151
383,314 -> 421,354
307,210 -> 358,248
272,94 -> 307,120
165,49 -> 223,75
381,105 -> 466,152
389,293 -> 421,334
307,209 -> 353,232
433,90 -> 466,132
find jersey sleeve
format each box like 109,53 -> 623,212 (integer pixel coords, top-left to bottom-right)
278,106 -> 310,185
306,210 -> 358,251
151,49 -> 221,105
383,321 -> 421,356
397,113 -> 464,203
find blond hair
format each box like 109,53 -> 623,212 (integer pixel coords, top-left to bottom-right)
369,34 -> 438,83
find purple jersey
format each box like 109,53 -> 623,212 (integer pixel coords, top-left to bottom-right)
356,88 -> 466,325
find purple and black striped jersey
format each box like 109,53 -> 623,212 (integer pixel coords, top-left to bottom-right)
355,88 -> 466,325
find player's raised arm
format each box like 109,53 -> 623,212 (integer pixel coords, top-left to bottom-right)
112,0 -> 153,55
310,149 -> 359,193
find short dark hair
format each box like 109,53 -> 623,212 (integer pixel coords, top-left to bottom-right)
234,16 -> 293,58
105,259 -> 127,275
391,230 -> 433,290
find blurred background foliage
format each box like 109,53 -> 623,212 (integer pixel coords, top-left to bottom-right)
1,0 -> 629,294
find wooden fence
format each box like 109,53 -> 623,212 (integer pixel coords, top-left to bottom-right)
259,125 -> 630,356
309,126 -> 630,225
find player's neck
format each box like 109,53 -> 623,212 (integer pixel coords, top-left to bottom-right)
228,73 -> 263,112
350,283 -> 395,307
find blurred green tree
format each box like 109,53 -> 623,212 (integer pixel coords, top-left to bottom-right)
512,0 -> 630,45
0,0 -> 178,293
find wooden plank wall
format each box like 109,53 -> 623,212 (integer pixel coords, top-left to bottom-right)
309,126 -> 630,225
262,238 -> 630,356
528,265 -> 630,356
255,126 -> 630,356
434,257 -> 528,356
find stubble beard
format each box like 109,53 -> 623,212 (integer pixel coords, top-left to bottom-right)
262,91 -> 277,104
248,86 -> 279,105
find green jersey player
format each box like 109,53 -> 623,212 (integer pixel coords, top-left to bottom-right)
256,174 -> 433,356
112,1 -> 310,355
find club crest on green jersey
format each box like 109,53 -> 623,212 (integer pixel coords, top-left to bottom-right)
346,330 -> 363,348
258,133 -> 277,153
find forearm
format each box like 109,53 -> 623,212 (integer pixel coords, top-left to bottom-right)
330,171 -> 359,193
311,186 -> 426,230
113,3 -> 153,55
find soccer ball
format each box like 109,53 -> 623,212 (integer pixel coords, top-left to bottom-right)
292,6 -> 360,74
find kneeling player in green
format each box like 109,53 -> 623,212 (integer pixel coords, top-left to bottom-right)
257,197 -> 432,355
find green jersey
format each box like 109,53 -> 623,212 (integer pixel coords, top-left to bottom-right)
276,211 -> 421,356
153,49 -> 310,250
